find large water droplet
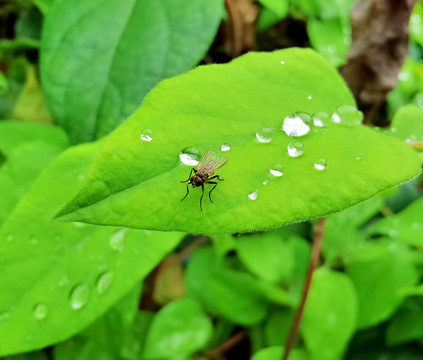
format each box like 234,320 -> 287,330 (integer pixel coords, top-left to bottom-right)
269,164 -> 284,177
312,112 -> 329,127
96,272 -> 113,294
314,159 -> 327,171
282,113 -> 312,137
248,190 -> 258,201
69,283 -> 90,310
140,129 -> 153,142
331,105 -> 363,126
110,229 -> 126,252
256,128 -> 274,143
287,141 -> 304,158
33,303 -> 48,320
179,147 -> 201,166
221,144 -> 231,152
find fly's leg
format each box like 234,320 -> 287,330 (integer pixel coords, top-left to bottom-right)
181,168 -> 195,183
208,181 -> 218,203
208,175 -> 224,181
199,184 -> 205,211
181,184 -> 190,201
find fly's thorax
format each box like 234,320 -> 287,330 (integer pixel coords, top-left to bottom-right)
190,175 -> 204,187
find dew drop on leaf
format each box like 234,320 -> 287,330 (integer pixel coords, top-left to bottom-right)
179,147 -> 201,166
312,112 -> 329,127
69,283 -> 90,310
256,127 -> 274,143
282,112 -> 312,137
314,159 -> 327,171
109,229 -> 126,251
262,180 -> 269,185
248,190 -> 258,201
96,272 -> 113,294
269,164 -> 284,177
33,303 -> 48,320
331,105 -> 363,126
287,141 -> 304,157
307,95 -> 312,100
140,129 -> 153,142
221,144 -> 231,152
280,60 -> 285,64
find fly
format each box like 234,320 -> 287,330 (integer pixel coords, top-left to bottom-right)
181,150 -> 228,211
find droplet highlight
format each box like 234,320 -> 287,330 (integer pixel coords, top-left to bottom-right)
256,128 -> 274,143
221,144 -> 231,152
269,164 -> 284,177
33,303 -> 48,320
140,129 -> 153,142
179,147 -> 201,166
69,283 -> 90,310
312,112 -> 329,127
287,141 -> 304,158
110,229 -> 126,252
314,159 -> 327,171
331,105 -> 363,126
248,190 -> 258,201
96,272 -> 113,294
282,112 -> 312,137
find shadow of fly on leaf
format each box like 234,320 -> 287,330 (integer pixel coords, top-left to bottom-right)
181,150 -> 228,211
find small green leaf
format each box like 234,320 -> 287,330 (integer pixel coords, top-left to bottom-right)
367,198 -> 423,247
236,232 -> 294,283
252,346 -> 309,360
346,241 -> 419,329
41,0 -> 224,143
258,0 -> 289,17
264,307 -> 295,347
411,3 -> 423,48
302,268 -> 357,360
143,298 -> 212,359
0,141 -> 181,356
56,49 -> 421,234
389,105 -> 423,146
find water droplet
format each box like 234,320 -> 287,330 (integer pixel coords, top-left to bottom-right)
314,159 -> 327,171
248,190 -> 258,201
331,105 -> 363,126
282,112 -> 312,137
110,229 -> 126,252
140,129 -> 153,142
287,141 -> 304,158
269,164 -> 284,177
69,283 -> 90,310
312,112 -> 329,127
96,272 -> 113,294
221,144 -> 231,152
280,60 -> 285,64
179,147 -> 201,166
256,128 -> 274,143
33,303 -> 48,320
262,180 -> 269,186
307,95 -> 312,100
355,153 -> 364,161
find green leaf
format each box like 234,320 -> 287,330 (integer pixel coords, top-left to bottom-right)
386,297 -> 423,346
346,241 -> 419,329
56,49 -> 421,234
143,298 -> 212,359
411,3 -> 423,48
258,0 -> 289,17
302,268 -> 357,360
41,0 -> 224,143
1,351 -> 48,360
0,141 -> 181,356
236,232 -> 294,283
264,307 -> 295,347
389,105 -> 423,145
367,198 -> 423,247
252,346 -> 309,360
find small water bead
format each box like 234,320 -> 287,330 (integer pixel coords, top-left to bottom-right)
331,105 -> 363,126
248,190 -> 258,201
307,96 -> 312,100
269,164 -> 284,177
287,141 -> 304,158
179,147 -> 201,166
314,159 -> 327,171
110,229 -> 126,252
256,127 -> 274,143
33,303 -> 48,320
282,113 -> 312,137
69,283 -> 90,310
96,272 -> 113,294
262,180 -> 269,186
312,112 -> 329,127
280,60 -> 285,64
221,144 -> 231,152
140,129 -> 153,142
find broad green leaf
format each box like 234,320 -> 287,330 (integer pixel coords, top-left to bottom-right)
389,105 -> 423,147
258,0 -> 289,17
54,337 -> 113,360
386,297 -> 423,346
236,232 -> 294,282
367,198 -> 423,247
1,351 -> 48,360
143,298 -> 212,359
41,0 -> 224,143
411,3 -> 423,48
264,307 -> 295,347
0,141 -> 181,356
252,346 -> 309,360
257,7 -> 283,31
56,49 -> 421,234
346,241 -> 419,328
210,233 -> 236,256
302,268 -> 357,360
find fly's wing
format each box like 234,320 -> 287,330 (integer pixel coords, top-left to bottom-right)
197,151 -> 217,173
213,156 -> 228,170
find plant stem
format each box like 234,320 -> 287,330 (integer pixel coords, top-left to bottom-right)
282,217 -> 326,360
207,330 -> 246,358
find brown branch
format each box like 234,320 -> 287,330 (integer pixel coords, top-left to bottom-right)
282,217 -> 326,360
207,330 -> 247,358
